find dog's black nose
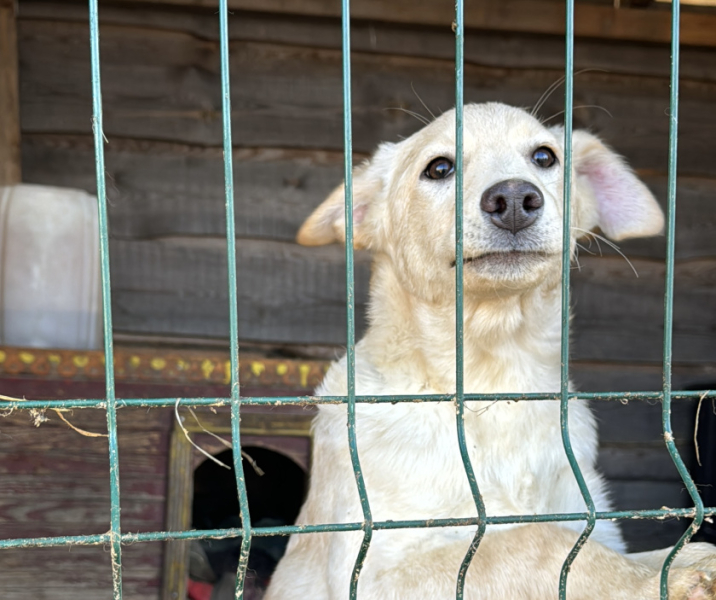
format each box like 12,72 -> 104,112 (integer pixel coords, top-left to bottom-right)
480,179 -> 544,234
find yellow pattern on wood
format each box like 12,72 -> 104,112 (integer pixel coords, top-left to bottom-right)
201,359 -> 214,380
299,364 -> 310,388
251,362 -> 265,377
224,360 -> 231,384
19,352 -> 35,364
72,356 -> 89,368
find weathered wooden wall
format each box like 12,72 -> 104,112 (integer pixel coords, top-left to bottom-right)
15,1 -> 716,369
0,407 -> 170,600
2,0 -> 715,597
0,395 -> 703,599
0,0 -> 21,185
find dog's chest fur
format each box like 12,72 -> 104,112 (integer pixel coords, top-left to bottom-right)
307,268 -> 622,554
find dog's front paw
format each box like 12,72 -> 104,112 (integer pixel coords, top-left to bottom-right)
667,567 -> 716,600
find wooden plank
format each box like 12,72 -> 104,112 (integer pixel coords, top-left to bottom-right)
21,135 -> 716,260
122,542 -> 164,600
0,544 -> 161,599
90,0 -> 716,48
18,1 -> 716,81
0,547 -> 114,600
0,343 -> 328,392
1,351 -> 711,402
0,404 -> 167,432
610,480 -> 693,511
0,376 -> 230,402
107,237 -> 716,362
571,257 -> 716,363
161,427 -> 192,600
0,0 -> 21,185
593,398 -> 698,445
0,427 -> 169,476
598,444 -> 696,482
17,20 -> 716,176
0,425 -> 167,462
21,135 -> 347,244
0,497 -> 165,538
619,519 -> 689,554
0,474 -> 163,500
109,237 -> 372,344
571,360 -> 716,393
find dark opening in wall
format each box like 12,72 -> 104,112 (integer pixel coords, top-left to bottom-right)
690,382 -> 716,545
189,446 -> 307,600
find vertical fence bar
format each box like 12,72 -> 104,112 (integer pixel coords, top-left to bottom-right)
558,1 -> 596,597
453,1 -> 487,598
659,1 -> 704,597
341,1 -> 373,597
217,3 -> 253,598
87,2 -> 122,598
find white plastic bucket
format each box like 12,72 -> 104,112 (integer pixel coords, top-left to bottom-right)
0,184 -> 103,350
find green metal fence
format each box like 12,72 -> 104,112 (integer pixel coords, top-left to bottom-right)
1,0 -> 715,599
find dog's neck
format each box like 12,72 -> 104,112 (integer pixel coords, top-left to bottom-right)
362,255 -> 564,394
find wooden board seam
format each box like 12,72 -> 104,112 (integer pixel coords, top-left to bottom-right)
101,0 -> 716,49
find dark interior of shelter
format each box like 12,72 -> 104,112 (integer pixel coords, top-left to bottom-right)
189,447 -> 307,599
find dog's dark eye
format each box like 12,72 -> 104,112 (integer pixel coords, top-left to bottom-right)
532,147 -> 557,168
423,157 -> 455,180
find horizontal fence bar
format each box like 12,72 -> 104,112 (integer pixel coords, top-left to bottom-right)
4,506 -> 716,550
0,534 -> 110,549
1,390 -> 714,411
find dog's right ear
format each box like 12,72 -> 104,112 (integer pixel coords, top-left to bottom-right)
296,143 -> 395,249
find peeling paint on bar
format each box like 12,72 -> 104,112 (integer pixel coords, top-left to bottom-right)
214,2 -> 253,598
3,506 -> 716,552
556,2 -> 597,598
87,0 -> 123,597
453,1 -> 486,598
341,1 -> 374,596
657,2 -> 705,598
2,390 -> 716,413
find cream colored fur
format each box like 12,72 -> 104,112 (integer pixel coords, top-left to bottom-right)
265,103 -> 715,599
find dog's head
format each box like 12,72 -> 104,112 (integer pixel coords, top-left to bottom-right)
297,103 -> 664,302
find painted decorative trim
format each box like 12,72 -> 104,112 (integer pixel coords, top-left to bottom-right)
0,345 -> 330,390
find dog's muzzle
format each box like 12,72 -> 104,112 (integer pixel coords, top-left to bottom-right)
480,179 -> 543,234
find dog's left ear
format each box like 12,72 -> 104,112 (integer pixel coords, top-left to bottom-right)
296,143 -> 394,248
570,130 -> 664,241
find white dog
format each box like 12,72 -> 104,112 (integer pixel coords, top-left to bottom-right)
264,103 -> 716,599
